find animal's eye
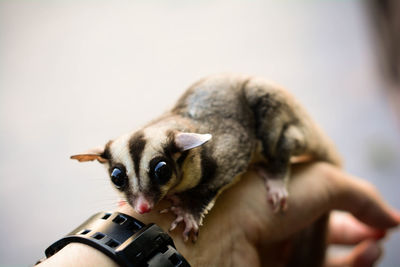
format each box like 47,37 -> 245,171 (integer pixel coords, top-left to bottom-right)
111,167 -> 127,189
153,161 -> 172,184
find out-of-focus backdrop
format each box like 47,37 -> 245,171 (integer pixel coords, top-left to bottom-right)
1,0 -> 399,266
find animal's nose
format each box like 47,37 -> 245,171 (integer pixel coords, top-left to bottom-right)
137,202 -> 151,213
134,195 -> 153,214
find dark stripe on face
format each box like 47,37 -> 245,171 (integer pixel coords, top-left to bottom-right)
129,131 -> 146,188
163,130 -> 180,156
146,181 -> 162,205
162,130 -> 184,180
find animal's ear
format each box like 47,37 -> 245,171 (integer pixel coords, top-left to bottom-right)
175,132 -> 212,151
70,147 -> 108,163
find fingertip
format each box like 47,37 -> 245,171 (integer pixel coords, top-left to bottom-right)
353,240 -> 382,267
394,211 -> 400,224
385,209 -> 400,228
372,230 -> 386,241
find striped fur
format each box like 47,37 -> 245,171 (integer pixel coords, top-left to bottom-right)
72,74 -> 341,254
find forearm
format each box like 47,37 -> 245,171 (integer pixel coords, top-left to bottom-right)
37,242 -> 118,267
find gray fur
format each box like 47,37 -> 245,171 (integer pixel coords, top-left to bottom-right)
172,74 -> 339,192
72,73 -> 341,249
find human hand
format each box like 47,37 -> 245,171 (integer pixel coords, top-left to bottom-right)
325,211 -> 387,267
119,162 -> 400,266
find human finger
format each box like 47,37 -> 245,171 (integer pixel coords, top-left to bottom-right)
329,167 -> 400,229
325,240 -> 382,267
327,211 -> 386,245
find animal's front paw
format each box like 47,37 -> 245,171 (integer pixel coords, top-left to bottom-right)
160,197 -> 200,242
169,206 -> 199,242
265,178 -> 288,213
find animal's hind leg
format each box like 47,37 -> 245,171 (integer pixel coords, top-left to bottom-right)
254,163 -> 289,212
243,78 -> 309,212
255,123 -> 306,212
259,124 -> 307,212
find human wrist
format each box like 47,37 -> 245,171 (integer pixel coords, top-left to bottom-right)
37,242 -> 118,267
38,211 -> 190,267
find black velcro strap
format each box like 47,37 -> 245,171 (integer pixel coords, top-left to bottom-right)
44,212 -> 190,267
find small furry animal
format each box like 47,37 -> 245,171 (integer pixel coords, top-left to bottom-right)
72,74 -> 341,244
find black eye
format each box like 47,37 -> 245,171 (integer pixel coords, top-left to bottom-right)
111,167 -> 127,189
153,161 -> 172,184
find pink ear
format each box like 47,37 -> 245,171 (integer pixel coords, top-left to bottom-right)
70,147 -> 108,163
175,132 -> 212,151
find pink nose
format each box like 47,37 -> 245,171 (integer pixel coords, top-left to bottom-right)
135,195 -> 153,214
137,203 -> 151,214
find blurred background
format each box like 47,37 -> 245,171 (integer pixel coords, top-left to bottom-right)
0,0 -> 399,266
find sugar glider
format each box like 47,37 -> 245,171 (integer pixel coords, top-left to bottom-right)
71,74 -> 341,242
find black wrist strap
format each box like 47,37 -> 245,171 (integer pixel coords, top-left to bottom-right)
42,212 -> 190,267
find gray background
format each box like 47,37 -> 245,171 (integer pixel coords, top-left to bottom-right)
1,0 -> 399,266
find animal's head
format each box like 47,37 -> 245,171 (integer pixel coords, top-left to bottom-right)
71,129 -> 212,214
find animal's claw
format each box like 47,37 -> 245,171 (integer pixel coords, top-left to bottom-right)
265,178 -> 288,213
161,198 -> 200,242
159,208 -> 169,214
254,164 -> 289,213
169,215 -> 183,231
182,215 -> 199,242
